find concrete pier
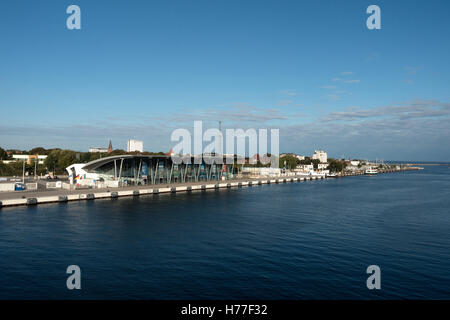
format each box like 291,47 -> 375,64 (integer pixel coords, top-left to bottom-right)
0,176 -> 327,208
0,167 -> 420,208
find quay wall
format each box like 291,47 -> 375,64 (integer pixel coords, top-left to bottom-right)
0,168 -> 420,208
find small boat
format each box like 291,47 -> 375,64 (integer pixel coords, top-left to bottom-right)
326,173 -> 338,178
365,167 -> 378,175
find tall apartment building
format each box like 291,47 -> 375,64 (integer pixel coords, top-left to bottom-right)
127,140 -> 144,152
312,150 -> 327,163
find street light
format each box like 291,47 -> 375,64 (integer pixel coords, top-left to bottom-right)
22,160 -> 25,184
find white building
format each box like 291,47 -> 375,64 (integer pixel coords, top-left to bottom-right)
346,165 -> 360,172
296,163 -> 314,172
317,163 -> 329,170
127,140 -> 144,152
242,167 -> 281,177
89,147 -> 108,153
312,150 -> 327,163
12,154 -> 47,165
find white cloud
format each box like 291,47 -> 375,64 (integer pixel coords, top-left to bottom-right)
320,85 -> 337,89
343,79 -> 360,83
281,89 -> 298,97
276,100 -> 294,107
404,66 -> 421,75
322,100 -> 450,122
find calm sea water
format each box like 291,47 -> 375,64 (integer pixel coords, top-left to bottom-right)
0,166 -> 449,299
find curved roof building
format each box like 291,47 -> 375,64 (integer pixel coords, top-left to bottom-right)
66,154 -> 233,186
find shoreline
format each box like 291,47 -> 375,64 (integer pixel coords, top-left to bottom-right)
0,167 -> 421,208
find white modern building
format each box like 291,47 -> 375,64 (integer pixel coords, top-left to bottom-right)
127,140 -> 144,152
66,154 -> 235,187
312,150 -> 327,163
89,147 -> 109,153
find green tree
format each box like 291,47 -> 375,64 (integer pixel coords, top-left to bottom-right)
0,161 -> 24,176
0,147 -> 7,160
279,155 -> 300,169
298,157 -> 314,165
44,150 -> 61,173
311,159 -> 320,169
29,147 -> 48,155
28,160 -> 47,176
327,159 -> 347,172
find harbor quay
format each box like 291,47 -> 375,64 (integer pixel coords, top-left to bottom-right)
0,176 -> 323,208
0,165 -> 421,208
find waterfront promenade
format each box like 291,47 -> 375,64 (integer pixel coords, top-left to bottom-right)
0,167 -> 421,208
0,176 -> 324,207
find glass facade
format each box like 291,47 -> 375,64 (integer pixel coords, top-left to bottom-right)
84,156 -> 237,186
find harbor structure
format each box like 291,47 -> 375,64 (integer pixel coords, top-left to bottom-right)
0,163 -> 423,208
0,174 -> 326,208
66,154 -> 236,187
242,167 -> 282,177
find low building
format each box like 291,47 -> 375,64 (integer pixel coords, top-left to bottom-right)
317,163 -> 329,170
346,165 -> 360,172
89,147 -> 109,153
242,167 -> 281,177
296,164 -> 314,172
12,154 -> 47,165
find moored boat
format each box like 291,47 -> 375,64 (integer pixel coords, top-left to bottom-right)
326,172 -> 338,178
365,167 -> 378,175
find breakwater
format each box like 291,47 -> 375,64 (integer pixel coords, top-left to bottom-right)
0,167 -> 421,208
0,176 -> 323,208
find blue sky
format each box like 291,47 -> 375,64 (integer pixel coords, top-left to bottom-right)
0,0 -> 449,160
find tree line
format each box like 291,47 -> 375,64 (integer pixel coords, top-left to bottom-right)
278,154 -> 348,172
1,146 -> 350,176
0,146 -> 167,176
